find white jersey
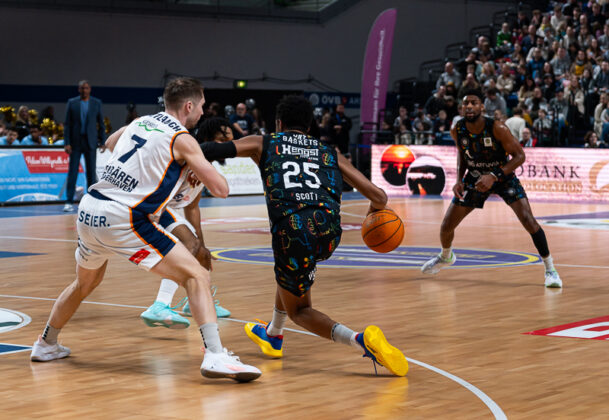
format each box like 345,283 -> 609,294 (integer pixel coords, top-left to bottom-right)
167,169 -> 205,209
92,112 -> 189,216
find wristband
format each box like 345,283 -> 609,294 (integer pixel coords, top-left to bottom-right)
491,167 -> 506,182
200,141 -> 237,161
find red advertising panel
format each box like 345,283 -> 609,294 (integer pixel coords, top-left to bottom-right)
22,151 -> 83,173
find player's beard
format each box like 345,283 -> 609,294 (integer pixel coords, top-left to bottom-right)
464,111 -> 481,122
184,115 -> 197,130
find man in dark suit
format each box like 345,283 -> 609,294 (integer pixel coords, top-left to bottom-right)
63,80 -> 105,212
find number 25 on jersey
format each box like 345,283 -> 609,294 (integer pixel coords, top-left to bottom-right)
282,161 -> 321,189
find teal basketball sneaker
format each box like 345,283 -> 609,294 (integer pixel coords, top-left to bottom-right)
183,286 -> 231,318
140,301 -> 190,329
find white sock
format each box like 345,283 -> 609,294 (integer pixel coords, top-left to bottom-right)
200,323 -> 223,353
349,332 -> 361,349
441,247 -> 452,259
156,279 -> 178,305
542,255 -> 555,272
42,323 -> 60,345
267,307 -> 287,336
331,323 -> 361,349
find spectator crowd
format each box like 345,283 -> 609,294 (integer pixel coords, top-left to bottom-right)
200,98 -> 268,140
201,99 -> 354,161
0,105 -> 64,146
0,96 -> 272,147
392,0 -> 609,149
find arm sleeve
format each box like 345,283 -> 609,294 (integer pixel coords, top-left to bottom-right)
200,141 -> 237,161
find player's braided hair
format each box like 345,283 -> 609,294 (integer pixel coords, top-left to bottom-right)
196,117 -> 231,143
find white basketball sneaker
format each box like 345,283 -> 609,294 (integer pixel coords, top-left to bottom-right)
421,252 -> 456,274
30,336 -> 71,362
544,270 -> 562,288
200,348 -> 261,382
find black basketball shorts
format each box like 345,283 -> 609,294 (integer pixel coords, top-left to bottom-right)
452,172 -> 527,209
271,209 -> 342,297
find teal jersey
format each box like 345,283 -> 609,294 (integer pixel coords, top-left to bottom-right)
259,132 -> 342,226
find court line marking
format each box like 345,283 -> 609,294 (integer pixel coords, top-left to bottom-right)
0,295 -> 317,336
211,246 -> 541,270
0,235 -> 77,243
406,357 -> 506,420
1,235 -> 608,270
0,293 -> 506,419
0,308 -> 31,333
340,201 -> 543,231
554,263 -> 609,269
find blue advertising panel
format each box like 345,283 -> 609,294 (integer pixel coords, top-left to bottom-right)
0,148 -> 86,203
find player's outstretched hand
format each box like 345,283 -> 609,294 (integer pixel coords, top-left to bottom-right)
453,181 -> 465,199
367,203 -> 391,215
200,247 -> 216,271
187,171 -> 202,188
474,174 -> 495,193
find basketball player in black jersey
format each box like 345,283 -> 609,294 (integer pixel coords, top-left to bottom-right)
201,95 -> 408,376
421,89 -> 562,288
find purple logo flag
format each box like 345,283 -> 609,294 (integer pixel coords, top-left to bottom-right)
360,8 -> 397,144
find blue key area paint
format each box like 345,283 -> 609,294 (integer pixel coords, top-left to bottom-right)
0,251 -> 42,259
0,204 -> 76,219
0,343 -> 32,356
211,245 -> 540,270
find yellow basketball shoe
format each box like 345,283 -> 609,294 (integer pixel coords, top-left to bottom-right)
357,325 -> 408,377
244,321 -> 283,358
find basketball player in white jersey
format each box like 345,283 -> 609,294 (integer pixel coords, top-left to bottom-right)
140,118 -> 234,328
139,175 -> 230,328
30,77 -> 261,382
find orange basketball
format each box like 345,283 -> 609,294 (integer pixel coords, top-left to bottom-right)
361,209 -> 404,253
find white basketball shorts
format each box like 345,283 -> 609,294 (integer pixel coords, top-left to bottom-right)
75,193 -> 178,270
156,207 -> 196,236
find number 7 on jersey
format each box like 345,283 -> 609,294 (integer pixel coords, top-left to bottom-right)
118,134 -> 147,163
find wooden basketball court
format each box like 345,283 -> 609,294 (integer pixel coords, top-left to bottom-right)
1,195 -> 608,419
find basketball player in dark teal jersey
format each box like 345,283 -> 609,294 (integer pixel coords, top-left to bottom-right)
421,89 -> 562,288
201,95 -> 408,376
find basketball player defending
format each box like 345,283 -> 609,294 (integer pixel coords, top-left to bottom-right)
201,96 -> 408,376
421,89 -> 562,288
140,119 -> 235,328
30,78 -> 261,382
